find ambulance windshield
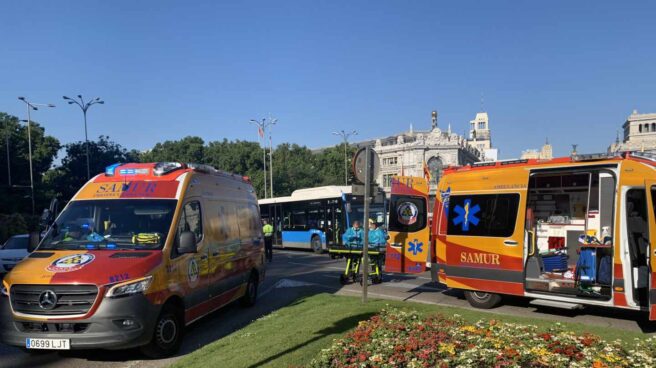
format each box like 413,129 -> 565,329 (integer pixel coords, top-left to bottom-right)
40,199 -> 177,250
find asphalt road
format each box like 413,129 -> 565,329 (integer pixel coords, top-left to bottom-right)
1,249 -> 655,368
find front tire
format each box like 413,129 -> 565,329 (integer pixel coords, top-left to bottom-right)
140,303 -> 184,358
240,272 -> 258,307
311,236 -> 322,254
464,290 -> 502,309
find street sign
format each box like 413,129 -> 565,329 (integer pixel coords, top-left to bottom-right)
352,147 -> 380,184
351,184 -> 378,196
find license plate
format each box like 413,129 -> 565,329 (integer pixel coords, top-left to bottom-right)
25,338 -> 70,350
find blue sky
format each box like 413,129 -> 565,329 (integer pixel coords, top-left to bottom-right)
1,1 -> 655,159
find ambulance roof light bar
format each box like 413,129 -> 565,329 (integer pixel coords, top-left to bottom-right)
153,162 -> 186,176
570,152 -> 621,162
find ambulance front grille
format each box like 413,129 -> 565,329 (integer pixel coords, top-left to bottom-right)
10,284 -> 98,316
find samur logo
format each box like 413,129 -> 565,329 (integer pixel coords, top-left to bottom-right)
46,254 -> 95,273
94,182 -> 158,198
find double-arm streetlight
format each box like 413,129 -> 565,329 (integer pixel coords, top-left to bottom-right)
63,95 -> 104,180
17,97 -> 56,215
249,117 -> 277,198
332,130 -> 358,186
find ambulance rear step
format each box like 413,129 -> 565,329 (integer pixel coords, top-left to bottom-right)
530,299 -> 584,310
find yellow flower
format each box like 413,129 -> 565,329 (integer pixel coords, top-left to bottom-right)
438,343 -> 456,356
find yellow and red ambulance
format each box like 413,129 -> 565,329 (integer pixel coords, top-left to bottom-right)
390,152 -> 656,320
0,162 -> 265,357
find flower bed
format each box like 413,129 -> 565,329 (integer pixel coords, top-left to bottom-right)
309,308 -> 656,367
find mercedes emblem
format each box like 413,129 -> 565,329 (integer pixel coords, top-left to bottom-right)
38,290 -> 58,310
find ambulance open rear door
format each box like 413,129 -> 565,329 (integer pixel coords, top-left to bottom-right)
385,176 -> 430,273
645,181 -> 656,320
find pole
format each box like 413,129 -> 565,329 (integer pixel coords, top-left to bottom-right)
362,146 -> 371,303
5,121 -> 10,186
269,132 -> 274,197
262,132 -> 268,199
343,139 -> 348,185
83,108 -> 90,180
26,105 -> 35,215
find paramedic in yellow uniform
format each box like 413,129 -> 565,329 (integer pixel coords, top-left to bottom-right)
262,219 -> 274,262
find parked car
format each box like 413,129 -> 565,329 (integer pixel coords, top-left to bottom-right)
0,235 -> 29,275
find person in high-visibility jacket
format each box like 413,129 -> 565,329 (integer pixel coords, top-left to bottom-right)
342,220 -> 363,248
367,219 -> 387,250
262,219 -> 274,262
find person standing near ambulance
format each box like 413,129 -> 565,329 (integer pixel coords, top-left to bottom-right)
367,219 -> 387,250
342,220 -> 363,248
262,219 -> 274,262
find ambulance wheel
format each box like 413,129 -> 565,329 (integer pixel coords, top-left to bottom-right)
240,272 -> 258,307
311,236 -> 323,254
141,303 -> 184,358
339,274 -> 349,285
464,290 -> 502,309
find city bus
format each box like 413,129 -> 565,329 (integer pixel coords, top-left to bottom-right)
389,152 -> 656,320
259,186 -> 386,253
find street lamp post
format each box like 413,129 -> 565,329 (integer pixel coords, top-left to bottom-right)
4,119 -> 11,186
63,95 -> 104,180
249,117 -> 276,198
17,97 -> 55,215
332,130 -> 358,186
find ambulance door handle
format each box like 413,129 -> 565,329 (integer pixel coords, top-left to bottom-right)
503,240 -> 518,246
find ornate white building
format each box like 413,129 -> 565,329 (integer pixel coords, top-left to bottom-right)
521,139 -> 553,160
356,110 -> 494,197
608,110 -> 656,153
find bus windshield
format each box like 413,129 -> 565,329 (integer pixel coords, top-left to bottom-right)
349,203 -> 386,227
40,199 -> 177,251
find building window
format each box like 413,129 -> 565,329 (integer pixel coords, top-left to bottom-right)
383,173 -> 397,188
639,125 -> 643,133
645,124 -> 650,133
427,156 -> 444,185
382,157 -> 398,166
478,122 -> 485,130
652,123 -> 656,132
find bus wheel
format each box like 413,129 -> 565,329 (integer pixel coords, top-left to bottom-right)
311,236 -> 322,254
464,290 -> 502,309
141,303 -> 184,358
240,272 -> 259,307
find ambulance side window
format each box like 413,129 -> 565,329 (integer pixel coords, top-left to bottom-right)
447,194 -> 520,237
178,201 -> 203,243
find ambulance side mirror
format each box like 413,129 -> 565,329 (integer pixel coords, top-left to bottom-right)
178,231 -> 197,254
28,232 -> 40,253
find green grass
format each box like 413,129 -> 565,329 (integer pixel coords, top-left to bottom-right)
172,293 -> 652,368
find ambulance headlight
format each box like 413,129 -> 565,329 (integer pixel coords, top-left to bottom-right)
106,276 -> 153,298
1,281 -> 8,297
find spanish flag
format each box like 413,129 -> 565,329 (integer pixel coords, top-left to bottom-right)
423,161 -> 431,181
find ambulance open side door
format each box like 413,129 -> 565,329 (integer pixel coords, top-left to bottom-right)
645,181 -> 656,320
385,176 -> 430,273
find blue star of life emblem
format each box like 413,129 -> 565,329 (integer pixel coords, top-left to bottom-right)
453,199 -> 480,231
408,239 -> 423,256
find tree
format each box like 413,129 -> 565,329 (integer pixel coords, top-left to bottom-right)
205,139 -> 267,197
44,136 -> 138,201
0,112 -> 60,214
141,136 -> 205,163
314,143 -> 358,186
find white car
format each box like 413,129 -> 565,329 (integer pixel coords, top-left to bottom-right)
0,234 -> 29,275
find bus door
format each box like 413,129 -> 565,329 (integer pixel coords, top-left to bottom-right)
385,176 -> 430,273
272,204 -> 283,246
644,181 -> 656,319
